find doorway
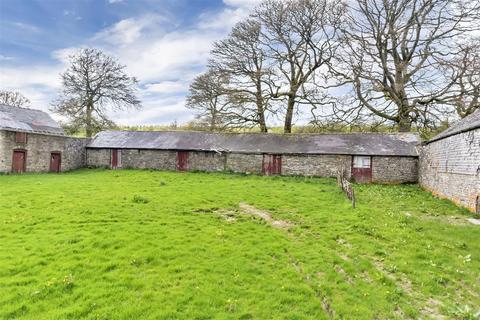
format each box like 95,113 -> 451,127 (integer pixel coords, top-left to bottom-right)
12,150 -> 26,173
262,154 -> 282,176
351,156 -> 372,183
176,151 -> 189,171
50,152 -> 61,173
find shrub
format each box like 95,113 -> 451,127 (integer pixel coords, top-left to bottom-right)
132,195 -> 150,204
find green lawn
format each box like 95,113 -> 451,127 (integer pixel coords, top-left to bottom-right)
0,169 -> 478,319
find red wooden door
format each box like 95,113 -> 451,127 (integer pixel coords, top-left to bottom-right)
12,150 -> 26,173
262,154 -> 282,176
176,151 -> 189,171
50,152 -> 61,173
351,156 -> 372,183
111,149 -> 118,169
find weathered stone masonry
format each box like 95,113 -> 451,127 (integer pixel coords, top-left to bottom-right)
86,148 -> 418,183
0,130 -> 88,173
420,129 -> 480,212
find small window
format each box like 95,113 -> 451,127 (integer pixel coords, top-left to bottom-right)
353,156 -> 371,169
15,132 -> 27,144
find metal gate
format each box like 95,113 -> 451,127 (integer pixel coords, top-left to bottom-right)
262,154 -> 282,176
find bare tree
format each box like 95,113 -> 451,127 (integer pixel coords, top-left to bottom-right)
52,48 -> 141,137
210,19 -> 273,132
0,90 -> 30,107
186,70 -> 232,131
441,42 -> 480,118
336,0 -> 480,132
254,0 -> 346,133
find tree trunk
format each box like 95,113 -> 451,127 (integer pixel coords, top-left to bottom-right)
284,95 -> 295,133
85,99 -> 93,138
255,84 -> 267,133
210,109 -> 217,131
398,102 -> 411,132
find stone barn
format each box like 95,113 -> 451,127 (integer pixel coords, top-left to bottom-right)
0,104 -> 87,173
86,130 -> 420,183
419,110 -> 480,213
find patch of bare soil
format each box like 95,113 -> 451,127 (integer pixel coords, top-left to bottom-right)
467,218 -> 480,225
404,211 -> 473,226
372,259 -> 413,295
420,298 -> 446,320
193,208 -> 237,223
372,258 -> 448,319
238,203 -> 294,229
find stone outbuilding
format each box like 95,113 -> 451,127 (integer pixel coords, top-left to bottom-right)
86,130 -> 420,183
0,104 -> 87,173
419,110 -> 480,213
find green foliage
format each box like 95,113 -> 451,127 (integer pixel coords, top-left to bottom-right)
0,170 -> 478,319
132,195 -> 150,204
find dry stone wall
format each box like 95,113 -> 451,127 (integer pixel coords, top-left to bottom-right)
372,156 -> 418,183
282,154 -> 351,177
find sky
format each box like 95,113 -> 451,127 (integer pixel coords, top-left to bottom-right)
0,0 -> 262,125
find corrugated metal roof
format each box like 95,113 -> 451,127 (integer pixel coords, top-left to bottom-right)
0,104 -> 64,135
88,130 -> 420,156
428,110 -> 480,143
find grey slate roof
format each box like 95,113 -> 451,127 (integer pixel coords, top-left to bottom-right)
0,104 -> 64,135
427,110 -> 480,143
88,130 -> 420,156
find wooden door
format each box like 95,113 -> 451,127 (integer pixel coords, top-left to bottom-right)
176,151 -> 189,171
262,154 -> 282,176
351,156 -> 372,183
50,152 -> 61,173
111,149 -> 118,169
12,150 -> 26,173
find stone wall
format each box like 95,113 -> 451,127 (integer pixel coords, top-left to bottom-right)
86,149 -> 111,168
87,149 -> 226,172
86,148 -> 419,184
189,151 -> 226,172
122,149 -> 177,170
0,130 -> 88,173
282,154 -> 352,177
372,156 -> 418,183
0,130 -> 6,172
225,153 -> 264,174
419,129 -> 480,212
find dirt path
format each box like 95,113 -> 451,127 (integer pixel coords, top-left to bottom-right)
238,202 -> 294,229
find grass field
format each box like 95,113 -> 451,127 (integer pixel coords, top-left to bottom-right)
0,169 -> 478,319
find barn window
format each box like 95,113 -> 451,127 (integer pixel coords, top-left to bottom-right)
352,156 -> 371,169
15,132 -> 27,144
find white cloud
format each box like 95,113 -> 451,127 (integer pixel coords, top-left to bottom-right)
198,7 -> 252,30
0,55 -> 15,61
108,0 -> 124,3
12,22 -> 41,33
144,81 -> 187,94
92,15 -> 166,47
223,0 -> 263,8
1,4 -> 254,125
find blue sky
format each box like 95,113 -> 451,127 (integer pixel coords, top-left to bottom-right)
0,0 -> 261,125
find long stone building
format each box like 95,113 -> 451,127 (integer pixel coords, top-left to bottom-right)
1,104 -> 479,212
420,110 -> 480,213
86,130 -> 420,183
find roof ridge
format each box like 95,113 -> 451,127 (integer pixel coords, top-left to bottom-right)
0,103 -> 48,113
101,130 -> 418,136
